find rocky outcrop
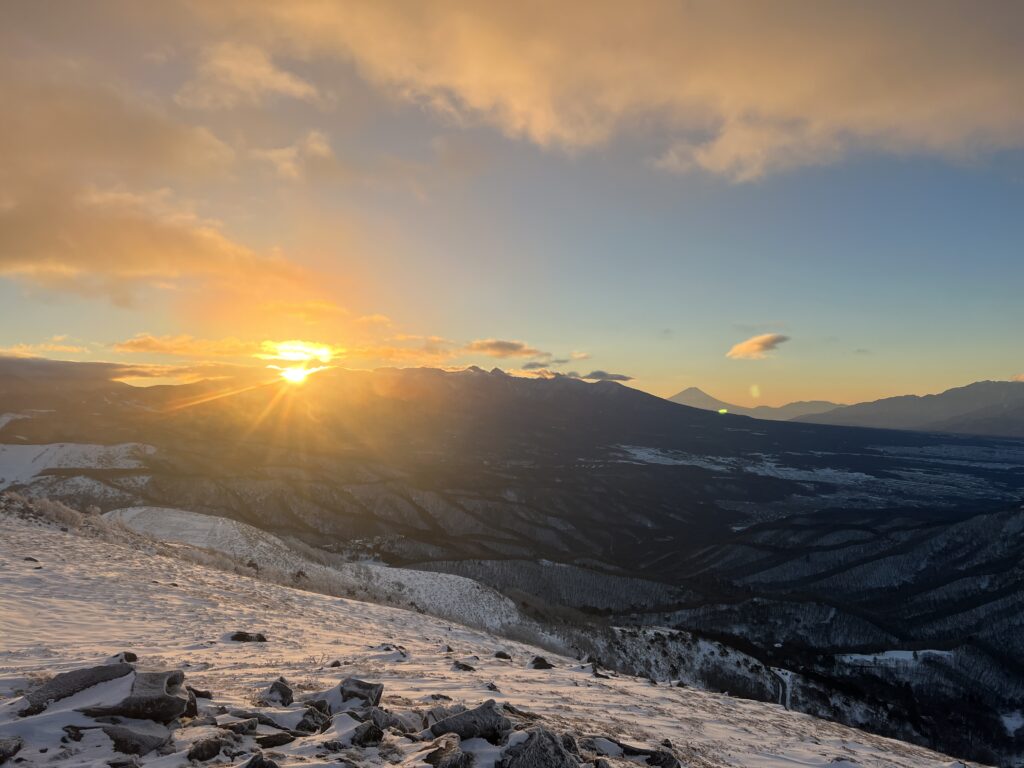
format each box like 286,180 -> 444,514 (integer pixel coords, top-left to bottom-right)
80,670 -> 189,723
19,663 -> 133,716
499,728 -> 579,768
0,737 -> 23,765
429,699 -> 511,744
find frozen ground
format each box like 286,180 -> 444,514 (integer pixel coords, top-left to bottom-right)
0,515 -> 981,768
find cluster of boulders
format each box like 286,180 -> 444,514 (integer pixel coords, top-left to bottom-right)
4,645 -> 684,768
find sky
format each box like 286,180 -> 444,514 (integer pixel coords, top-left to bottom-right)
1,1 -> 1023,406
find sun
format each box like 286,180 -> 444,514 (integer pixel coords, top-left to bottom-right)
280,366 -> 313,384
257,340 -> 343,384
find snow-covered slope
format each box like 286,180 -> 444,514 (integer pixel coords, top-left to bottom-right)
103,506 -> 536,636
0,442 -> 153,496
0,515 -> 985,768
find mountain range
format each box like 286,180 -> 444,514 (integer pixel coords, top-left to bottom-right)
3,357 -> 1024,765
670,380 -> 1024,438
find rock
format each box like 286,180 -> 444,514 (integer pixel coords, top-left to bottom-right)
321,740 -> 345,753
184,687 -> 199,718
256,732 -> 295,748
101,721 -> 172,756
340,677 -> 384,708
486,682 -> 501,692
453,661 -> 476,672
351,721 -> 384,747
81,670 -> 189,723
368,707 -> 417,734
241,752 -> 280,768
593,671 -> 610,680
495,651 -> 512,660
187,736 -> 230,761
592,738 -> 680,768
187,686 -> 213,699
262,678 -> 293,707
529,656 -> 555,670
223,718 -> 258,735
296,705 -> 331,733
429,699 -> 511,744
442,645 -> 454,653
498,727 -> 578,768
328,660 -> 342,668
62,725 -> 84,743
19,663 -> 133,716
425,735 -> 475,768
108,652 -> 138,663
107,757 -> 140,768
560,734 -> 579,756
0,737 -> 24,765
229,631 -> 267,642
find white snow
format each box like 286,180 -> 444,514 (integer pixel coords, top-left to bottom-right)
0,443 -> 153,490
104,506 -> 539,636
0,517 -> 987,768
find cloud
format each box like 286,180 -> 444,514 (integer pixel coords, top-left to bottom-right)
197,2 -> 1024,180
0,354 -> 253,386
0,338 -> 88,357
465,339 -> 543,358
567,370 -> 634,382
252,130 -> 339,180
726,333 -> 790,360
0,186 -> 302,305
0,56 -> 309,304
113,334 -> 260,358
176,41 -> 322,109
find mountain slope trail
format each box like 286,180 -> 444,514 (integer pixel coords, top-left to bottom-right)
0,517 -> 983,768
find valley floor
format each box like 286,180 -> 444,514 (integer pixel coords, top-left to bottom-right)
0,517 -> 981,768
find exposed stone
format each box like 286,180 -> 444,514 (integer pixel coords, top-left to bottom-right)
187,686 -> 213,700
453,661 -> 476,672
229,632 -> 267,643
256,732 -> 295,749
241,752 -> 280,768
261,678 -> 293,707
184,687 -> 198,718
101,721 -> 172,756
185,716 -> 219,728
19,663 -> 133,716
429,699 -> 511,744
529,657 -> 555,670
340,677 -> 384,708
296,705 -> 331,733
494,651 -> 512,660
223,718 -> 258,735
0,737 -> 24,765
351,721 -> 384,747
486,682 -> 501,692
107,757 -> 140,768
498,727 -> 578,768
425,735 -> 475,768
328,660 -> 342,668
187,736 -> 230,761
81,670 -> 189,723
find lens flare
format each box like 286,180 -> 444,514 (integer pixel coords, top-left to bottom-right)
257,340 -> 343,384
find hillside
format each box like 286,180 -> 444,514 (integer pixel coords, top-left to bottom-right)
667,387 -> 841,420
0,511 -> 989,768
797,381 -> 1024,437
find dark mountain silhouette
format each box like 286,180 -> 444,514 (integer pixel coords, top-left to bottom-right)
796,380 -> 1024,437
668,386 -> 842,420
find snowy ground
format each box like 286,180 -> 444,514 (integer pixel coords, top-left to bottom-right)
0,516 -> 981,768
0,443 -> 153,491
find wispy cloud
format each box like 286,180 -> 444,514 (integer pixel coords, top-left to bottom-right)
568,370 -> 633,382
726,333 -> 790,360
176,42 -> 323,110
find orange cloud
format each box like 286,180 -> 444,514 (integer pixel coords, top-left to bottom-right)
114,334 -> 261,358
196,2 -> 1024,179
175,41 -> 323,109
727,333 -> 790,360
